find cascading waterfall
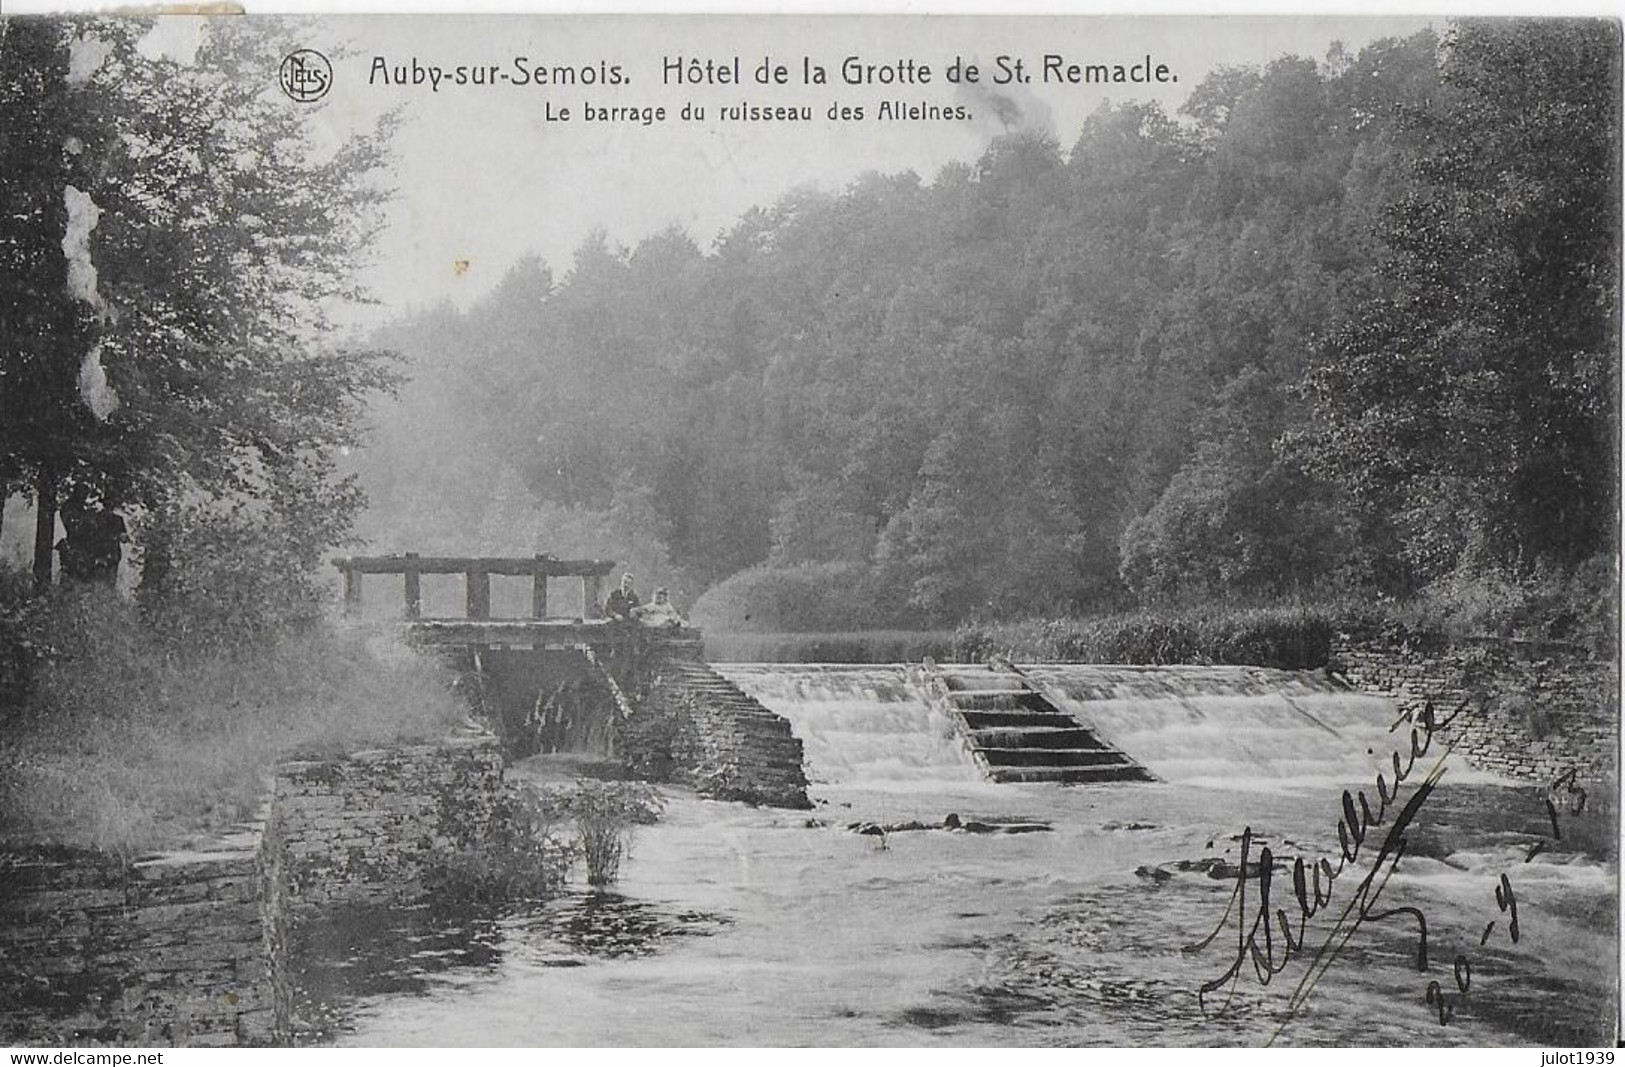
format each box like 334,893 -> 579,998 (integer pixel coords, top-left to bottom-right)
1021,663 -> 1419,789
715,664 -> 983,788
332,660 -> 1610,1047
717,661 -> 1470,792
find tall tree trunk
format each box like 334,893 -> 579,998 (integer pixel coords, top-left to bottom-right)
32,470 -> 55,591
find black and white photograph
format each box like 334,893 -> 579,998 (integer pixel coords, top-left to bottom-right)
0,10 -> 1618,1049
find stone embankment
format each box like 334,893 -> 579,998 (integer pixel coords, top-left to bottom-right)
271,729 -> 503,907
0,828 -> 274,1047
627,648 -> 811,809
1332,635 -> 1616,785
0,726 -> 503,1047
4,630 -> 820,1047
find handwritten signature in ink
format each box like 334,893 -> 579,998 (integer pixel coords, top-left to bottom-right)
1186,699 -> 1467,1042
1191,696 -> 1591,1041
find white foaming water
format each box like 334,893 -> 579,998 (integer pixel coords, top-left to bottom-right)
715,663 -> 984,790
1021,663 -> 1506,790
333,663 -> 1614,1047
1400,849 -> 1616,897
719,662 -> 1497,793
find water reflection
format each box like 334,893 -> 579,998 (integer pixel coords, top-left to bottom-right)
332,667 -> 1616,1047
504,891 -> 734,966
958,782 -> 1616,1047
292,892 -> 731,1042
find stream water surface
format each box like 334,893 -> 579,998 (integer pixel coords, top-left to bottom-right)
312,664 -> 1617,1047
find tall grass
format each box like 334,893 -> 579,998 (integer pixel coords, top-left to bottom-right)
556,780 -> 663,888
702,630 -> 958,663
952,600 -> 1397,669
0,585 -> 465,854
426,781 -> 573,902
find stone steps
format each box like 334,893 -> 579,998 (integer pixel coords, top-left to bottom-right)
993,763 -> 1151,784
978,747 -> 1131,768
942,675 -> 1035,692
957,710 -> 1071,730
967,726 -> 1104,749
932,667 -> 1155,786
946,691 -> 1049,712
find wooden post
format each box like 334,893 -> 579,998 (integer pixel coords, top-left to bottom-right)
531,555 -> 550,619
466,567 -> 491,620
403,552 -> 421,620
32,470 -> 55,592
342,565 -> 361,617
582,573 -> 603,620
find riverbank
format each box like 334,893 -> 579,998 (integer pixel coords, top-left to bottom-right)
0,586 -> 465,853
313,666 -> 1617,1047
701,630 -> 957,664
952,575 -> 1614,669
331,773 -> 1617,1046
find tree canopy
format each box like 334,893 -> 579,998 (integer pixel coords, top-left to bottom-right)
1299,20 -> 1620,585
341,19 -> 1615,628
2,16 -> 397,625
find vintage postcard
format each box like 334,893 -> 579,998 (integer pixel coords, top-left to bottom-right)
0,10 -> 1618,1050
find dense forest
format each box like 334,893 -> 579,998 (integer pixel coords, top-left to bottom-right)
2,15 -> 398,642
0,15 -> 1617,849
355,19 -> 1618,635
1,16 -> 463,850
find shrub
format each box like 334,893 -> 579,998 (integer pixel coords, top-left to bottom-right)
953,600 -> 1392,669
0,589 -> 466,852
1414,554 -> 1616,653
133,486 -> 344,655
690,562 -> 882,633
700,629 -> 958,663
554,779 -> 663,888
0,562 -> 48,709
426,781 -> 572,902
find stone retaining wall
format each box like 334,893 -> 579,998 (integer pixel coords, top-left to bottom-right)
0,727 -> 505,1047
1331,636 -> 1617,786
623,647 -> 811,809
270,727 -> 504,908
0,827 -> 276,1047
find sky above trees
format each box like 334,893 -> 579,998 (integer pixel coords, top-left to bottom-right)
353,19 -> 1619,625
5,13 -> 1610,633
227,14 -> 1439,324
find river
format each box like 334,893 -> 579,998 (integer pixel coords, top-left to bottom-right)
307,664 -> 1617,1047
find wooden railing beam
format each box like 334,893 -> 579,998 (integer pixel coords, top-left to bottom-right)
331,555 -> 616,578
330,554 -> 624,623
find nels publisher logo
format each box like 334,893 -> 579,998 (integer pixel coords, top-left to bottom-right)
279,49 -> 332,103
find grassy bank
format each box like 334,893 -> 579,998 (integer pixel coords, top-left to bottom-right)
954,566 -> 1616,669
951,601 -> 1393,670
1,587 -> 465,854
702,630 -> 958,663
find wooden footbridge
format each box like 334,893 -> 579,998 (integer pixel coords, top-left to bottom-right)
331,553 -> 804,805
331,553 -> 699,652
333,554 -> 1149,797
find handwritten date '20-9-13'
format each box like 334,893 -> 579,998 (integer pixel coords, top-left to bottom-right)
1186,698 -> 1592,1040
